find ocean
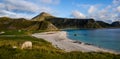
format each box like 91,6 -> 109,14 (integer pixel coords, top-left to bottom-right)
65,28 -> 120,52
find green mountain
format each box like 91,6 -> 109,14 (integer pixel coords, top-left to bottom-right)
96,21 -> 120,28
27,21 -> 58,31
32,12 -> 120,29
46,18 -> 102,29
32,12 -> 102,29
0,17 -> 58,31
32,12 -> 55,21
0,12 -> 119,31
96,21 -> 112,28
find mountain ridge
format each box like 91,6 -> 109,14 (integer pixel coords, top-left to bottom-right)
0,17 -> 58,31
0,12 -> 120,31
32,12 -> 102,29
32,12 -> 55,21
32,12 -> 120,29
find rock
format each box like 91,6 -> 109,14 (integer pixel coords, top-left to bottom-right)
85,43 -> 92,45
21,41 -> 32,49
73,40 -> 82,44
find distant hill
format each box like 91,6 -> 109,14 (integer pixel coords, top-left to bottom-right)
32,12 -> 102,29
96,21 -> 111,28
96,21 -> 120,28
0,12 -> 119,31
111,21 -> 120,27
32,12 -> 120,29
32,12 -> 55,21
46,18 -> 102,29
0,17 -> 58,31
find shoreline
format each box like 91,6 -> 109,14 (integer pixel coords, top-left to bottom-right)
32,31 -> 119,54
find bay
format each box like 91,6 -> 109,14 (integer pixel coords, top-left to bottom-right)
66,29 -> 120,52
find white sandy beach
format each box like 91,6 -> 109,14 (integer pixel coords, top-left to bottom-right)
32,31 -> 118,54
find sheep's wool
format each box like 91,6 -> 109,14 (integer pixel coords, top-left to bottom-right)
21,41 -> 32,49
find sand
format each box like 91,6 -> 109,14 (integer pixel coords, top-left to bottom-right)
32,31 -> 118,54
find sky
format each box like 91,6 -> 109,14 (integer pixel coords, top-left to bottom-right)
0,0 -> 120,23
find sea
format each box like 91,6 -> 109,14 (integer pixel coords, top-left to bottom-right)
65,28 -> 120,52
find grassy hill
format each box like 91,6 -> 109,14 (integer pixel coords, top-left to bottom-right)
0,30 -> 120,59
32,12 -> 55,21
0,17 -> 58,31
32,12 -> 103,29
32,12 -> 120,29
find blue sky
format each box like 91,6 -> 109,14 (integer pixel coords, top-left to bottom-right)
0,0 -> 120,23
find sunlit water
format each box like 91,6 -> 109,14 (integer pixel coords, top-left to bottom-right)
65,29 -> 120,52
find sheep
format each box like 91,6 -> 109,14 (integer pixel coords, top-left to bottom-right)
21,41 -> 32,49
0,31 -> 5,34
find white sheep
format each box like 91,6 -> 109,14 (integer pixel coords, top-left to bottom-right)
0,31 -> 5,34
21,41 -> 32,49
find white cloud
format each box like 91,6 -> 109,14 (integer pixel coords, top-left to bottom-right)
72,10 -> 86,19
117,6 -> 120,12
88,6 -> 97,14
0,10 -> 34,19
86,0 -> 120,23
40,0 -> 60,4
4,0 -> 40,13
0,0 -> 56,19
113,0 -> 120,5
88,6 -> 117,23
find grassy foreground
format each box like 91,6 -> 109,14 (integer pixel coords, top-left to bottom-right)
0,30 -> 120,59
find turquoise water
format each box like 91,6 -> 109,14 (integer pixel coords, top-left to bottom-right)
66,29 -> 120,52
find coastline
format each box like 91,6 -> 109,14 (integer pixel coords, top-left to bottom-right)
32,31 -> 119,54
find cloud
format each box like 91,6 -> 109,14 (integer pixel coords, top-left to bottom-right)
4,0 -> 40,13
86,0 -> 120,23
88,6 -> 97,14
0,10 -> 34,19
88,6 -> 118,23
113,0 -> 120,5
72,10 -> 86,19
117,6 -> 120,12
0,0 -> 55,19
40,0 -> 60,4
73,0 -> 120,23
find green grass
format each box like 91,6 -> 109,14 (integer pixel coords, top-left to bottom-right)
0,30 -> 44,35
0,30 -> 27,35
0,30 -> 120,59
0,36 -> 64,59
